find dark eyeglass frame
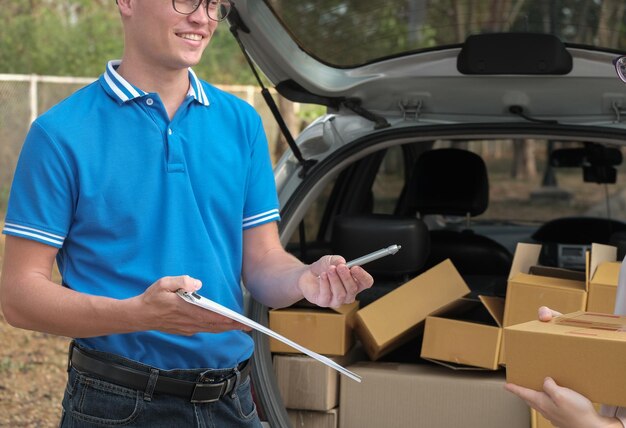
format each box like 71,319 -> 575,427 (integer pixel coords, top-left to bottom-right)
171,0 -> 233,22
614,55 -> 626,83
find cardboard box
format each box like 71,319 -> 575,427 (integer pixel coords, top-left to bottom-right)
504,243 -> 587,327
339,362 -> 530,428
273,345 -> 365,411
505,311 -> 626,407
269,301 -> 358,356
500,243 -> 588,365
587,243 -> 620,314
288,408 -> 338,428
421,295 -> 505,370
532,410 -> 553,428
353,259 -> 470,360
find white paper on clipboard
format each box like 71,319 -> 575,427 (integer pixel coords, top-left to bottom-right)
176,290 -> 362,382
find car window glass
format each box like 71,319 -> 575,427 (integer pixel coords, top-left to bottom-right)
264,0 -> 626,67
287,181 -> 333,247
431,139 -> 626,225
372,145 -> 405,214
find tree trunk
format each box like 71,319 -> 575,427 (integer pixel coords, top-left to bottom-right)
511,139 -> 536,179
596,0 -> 625,47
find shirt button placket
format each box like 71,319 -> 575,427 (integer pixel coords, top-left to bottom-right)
166,127 -> 185,173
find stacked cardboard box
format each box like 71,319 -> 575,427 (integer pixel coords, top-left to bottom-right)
269,257 -> 544,426
419,242 -> 596,371
421,295 -> 505,370
500,242 -> 588,365
274,354 -> 341,412
502,243 -> 626,412
288,408 -> 338,428
345,259 -> 530,426
340,361 -> 529,428
268,298 -> 360,427
586,243 -> 620,313
269,301 -> 359,356
503,243 -> 587,327
267,241 -> 625,426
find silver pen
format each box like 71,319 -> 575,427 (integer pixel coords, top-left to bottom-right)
345,244 -> 401,268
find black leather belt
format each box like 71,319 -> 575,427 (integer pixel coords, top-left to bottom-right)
69,345 -> 251,403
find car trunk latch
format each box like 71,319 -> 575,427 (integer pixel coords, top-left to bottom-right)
399,100 -> 423,122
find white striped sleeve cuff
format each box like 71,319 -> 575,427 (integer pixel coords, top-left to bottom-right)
242,209 -> 280,229
2,223 -> 65,248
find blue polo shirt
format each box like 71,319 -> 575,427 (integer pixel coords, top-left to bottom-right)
3,60 -> 280,369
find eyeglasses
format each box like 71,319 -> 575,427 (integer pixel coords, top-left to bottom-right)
614,56 -> 626,83
172,0 -> 232,22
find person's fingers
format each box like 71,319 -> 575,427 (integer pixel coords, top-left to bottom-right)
312,254 -> 344,277
326,266 -> 348,307
504,383 -> 545,407
328,254 -> 346,267
542,377 -> 566,405
538,306 -> 553,321
315,272 -> 332,307
538,306 -> 561,322
349,266 -> 374,293
159,275 -> 202,293
334,264 -> 358,303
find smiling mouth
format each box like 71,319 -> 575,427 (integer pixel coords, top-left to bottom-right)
177,33 -> 203,41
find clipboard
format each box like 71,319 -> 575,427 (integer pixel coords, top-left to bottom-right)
177,290 -> 362,382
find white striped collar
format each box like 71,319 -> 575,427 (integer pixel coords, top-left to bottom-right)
101,60 -> 210,107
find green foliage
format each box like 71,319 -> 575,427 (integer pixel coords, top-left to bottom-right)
0,1 -> 123,77
0,0 -> 255,84
297,104 -> 327,126
195,24 -> 257,85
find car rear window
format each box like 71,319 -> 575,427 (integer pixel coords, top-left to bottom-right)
264,0 -> 626,67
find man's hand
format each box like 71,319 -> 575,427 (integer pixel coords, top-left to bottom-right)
298,255 -> 374,308
505,378 -> 621,428
136,275 -> 251,335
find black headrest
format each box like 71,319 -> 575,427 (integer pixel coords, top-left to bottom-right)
413,149 -> 489,217
331,214 -> 430,276
457,33 -> 572,75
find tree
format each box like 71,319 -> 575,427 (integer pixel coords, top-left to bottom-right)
0,0 -> 256,84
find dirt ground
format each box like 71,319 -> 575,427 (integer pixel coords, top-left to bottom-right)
0,233 -> 69,428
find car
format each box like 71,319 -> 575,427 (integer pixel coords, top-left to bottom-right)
228,1 -> 626,426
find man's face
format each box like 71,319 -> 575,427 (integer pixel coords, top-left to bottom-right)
122,0 -> 218,72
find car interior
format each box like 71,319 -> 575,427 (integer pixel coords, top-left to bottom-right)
397,147 -> 514,297
286,139 -> 626,309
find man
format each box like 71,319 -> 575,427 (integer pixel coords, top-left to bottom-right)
0,1 -> 373,426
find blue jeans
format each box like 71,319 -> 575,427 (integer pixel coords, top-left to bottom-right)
59,347 -> 262,427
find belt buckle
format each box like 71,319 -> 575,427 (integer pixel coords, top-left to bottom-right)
190,382 -> 224,404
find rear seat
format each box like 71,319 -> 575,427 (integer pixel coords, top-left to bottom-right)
407,148 -> 513,296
